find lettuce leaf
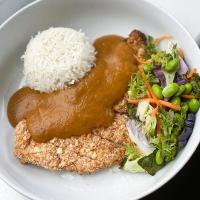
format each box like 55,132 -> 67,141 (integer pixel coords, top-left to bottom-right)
124,144 -> 140,161
160,135 -> 177,162
128,72 -> 147,99
159,108 -> 174,136
127,104 -> 137,119
121,158 -> 145,173
143,35 -> 157,60
163,70 -> 176,85
138,150 -> 163,176
120,144 -> 145,173
136,100 -> 150,122
191,73 -> 200,98
144,114 -> 157,137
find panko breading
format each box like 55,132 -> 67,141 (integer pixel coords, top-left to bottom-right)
14,114 -> 131,174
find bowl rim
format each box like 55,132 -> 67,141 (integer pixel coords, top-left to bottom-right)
0,0 -> 199,199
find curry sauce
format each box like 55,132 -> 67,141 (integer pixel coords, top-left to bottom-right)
7,35 -> 137,142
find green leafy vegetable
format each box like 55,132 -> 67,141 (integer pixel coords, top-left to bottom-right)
159,107 -> 186,137
121,158 -> 145,173
128,72 -> 147,99
159,135 -> 177,162
120,144 -> 145,173
145,42 -> 179,76
191,73 -> 200,98
138,150 -> 163,175
172,112 -> 186,136
171,44 -> 179,58
144,113 -> 157,137
159,108 -> 174,136
156,108 -> 186,163
136,100 -> 150,122
163,70 -> 176,85
127,104 -> 137,119
124,144 -> 140,161
146,72 -> 159,84
151,50 -> 170,67
143,35 -> 157,60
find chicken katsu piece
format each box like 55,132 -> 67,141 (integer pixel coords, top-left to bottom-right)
14,114 -> 131,174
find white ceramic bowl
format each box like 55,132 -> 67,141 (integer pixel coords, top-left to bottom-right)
0,0 -> 200,199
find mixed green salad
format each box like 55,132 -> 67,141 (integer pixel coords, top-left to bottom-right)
121,34 -> 200,175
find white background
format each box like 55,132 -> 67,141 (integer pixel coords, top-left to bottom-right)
0,0 -> 199,199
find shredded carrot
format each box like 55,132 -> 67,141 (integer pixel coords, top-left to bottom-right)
128,98 -> 181,111
158,100 -> 181,111
128,98 -> 156,104
127,98 -> 152,104
154,35 -> 172,46
156,115 -> 161,135
186,68 -> 197,78
133,54 -> 150,64
146,81 -> 160,108
178,48 -> 184,59
138,65 -> 160,115
147,83 -> 158,102
181,94 -> 196,99
150,106 -> 159,117
147,91 -> 151,98
138,66 -> 157,100
138,66 -> 153,97
138,65 -> 146,78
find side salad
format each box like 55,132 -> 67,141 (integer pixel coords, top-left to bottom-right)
121,34 -> 200,175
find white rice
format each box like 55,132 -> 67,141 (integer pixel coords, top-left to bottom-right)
22,27 -> 96,92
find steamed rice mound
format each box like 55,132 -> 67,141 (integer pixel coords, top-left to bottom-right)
22,27 -> 96,93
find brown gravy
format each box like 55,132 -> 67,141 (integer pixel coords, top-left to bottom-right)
7,35 -> 137,142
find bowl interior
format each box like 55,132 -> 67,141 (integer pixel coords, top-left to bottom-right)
0,0 -> 200,199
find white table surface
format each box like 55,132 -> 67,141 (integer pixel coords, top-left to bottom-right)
0,0 -> 199,199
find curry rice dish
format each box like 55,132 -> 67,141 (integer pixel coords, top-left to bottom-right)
8,29 -> 144,174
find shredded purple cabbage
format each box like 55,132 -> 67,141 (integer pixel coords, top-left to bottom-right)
178,113 -> 195,149
154,67 -> 166,87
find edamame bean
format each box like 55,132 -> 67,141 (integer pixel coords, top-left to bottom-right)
175,85 -> 185,96
165,57 -> 179,72
162,83 -> 179,98
170,97 -> 181,105
155,150 -> 163,165
181,102 -> 189,113
188,99 -> 200,113
143,63 -> 154,73
184,83 -> 192,94
152,84 -> 163,99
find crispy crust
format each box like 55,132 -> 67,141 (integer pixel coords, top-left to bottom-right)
14,114 -> 131,174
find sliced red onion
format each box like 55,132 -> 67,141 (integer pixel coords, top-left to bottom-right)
178,57 -> 189,75
154,67 -> 166,87
177,79 -> 186,85
126,120 -> 155,156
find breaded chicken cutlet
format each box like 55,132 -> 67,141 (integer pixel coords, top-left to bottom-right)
15,113 -> 131,174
